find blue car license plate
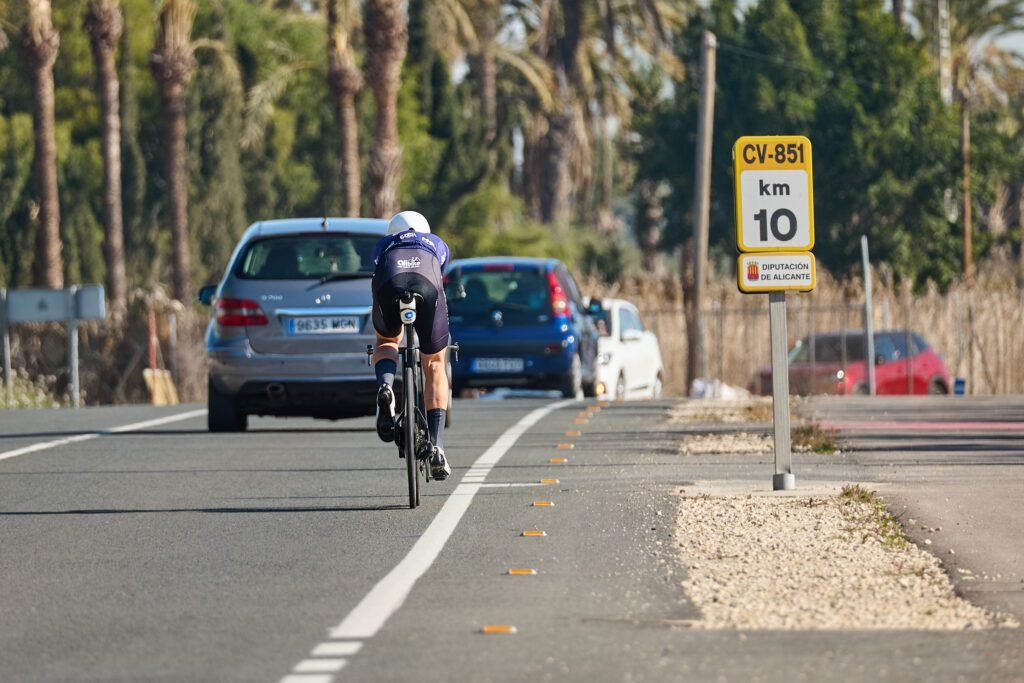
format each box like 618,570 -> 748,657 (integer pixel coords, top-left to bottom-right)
472,358 -> 525,373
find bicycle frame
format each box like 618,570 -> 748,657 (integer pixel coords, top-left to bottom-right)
367,291 -> 459,509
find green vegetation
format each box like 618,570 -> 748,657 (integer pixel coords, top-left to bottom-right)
839,484 -> 908,549
792,422 -> 839,454
0,0 -> 1022,296
1,372 -> 66,409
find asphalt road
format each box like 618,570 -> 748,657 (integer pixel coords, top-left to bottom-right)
0,395 -> 1022,683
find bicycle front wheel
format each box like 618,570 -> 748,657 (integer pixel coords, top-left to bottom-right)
404,364 -> 417,509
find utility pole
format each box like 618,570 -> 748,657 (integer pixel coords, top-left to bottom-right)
686,30 -> 716,393
938,0 -> 952,105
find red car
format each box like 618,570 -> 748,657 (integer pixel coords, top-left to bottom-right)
751,330 -> 951,396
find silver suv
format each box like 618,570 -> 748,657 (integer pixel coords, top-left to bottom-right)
199,218 -> 387,431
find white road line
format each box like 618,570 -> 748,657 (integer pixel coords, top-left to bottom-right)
281,399 -> 572,682
311,642 -> 361,657
0,409 -> 208,463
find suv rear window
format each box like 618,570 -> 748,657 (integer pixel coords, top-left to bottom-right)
789,335 -> 866,363
445,268 -> 551,325
236,234 -> 378,280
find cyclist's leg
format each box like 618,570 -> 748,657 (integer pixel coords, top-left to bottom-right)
409,265 -> 452,480
371,280 -> 405,442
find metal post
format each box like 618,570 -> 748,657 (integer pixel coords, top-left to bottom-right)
714,300 -> 723,397
862,236 -> 876,396
67,286 -> 80,409
769,291 -> 795,491
905,307 -> 913,394
1,289 -> 11,408
687,30 -> 717,389
169,312 -> 178,386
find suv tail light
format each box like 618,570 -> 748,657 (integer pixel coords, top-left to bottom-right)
547,271 -> 569,316
216,298 -> 268,326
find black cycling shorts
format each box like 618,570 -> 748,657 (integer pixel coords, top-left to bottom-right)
371,248 -> 450,355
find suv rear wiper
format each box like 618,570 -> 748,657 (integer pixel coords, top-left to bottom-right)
318,272 -> 374,285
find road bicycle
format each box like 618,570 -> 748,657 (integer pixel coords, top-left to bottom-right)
368,291 -> 458,509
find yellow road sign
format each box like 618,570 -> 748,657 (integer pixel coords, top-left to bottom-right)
733,136 -> 815,252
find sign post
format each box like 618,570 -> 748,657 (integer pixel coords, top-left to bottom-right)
733,135 -> 815,491
4,285 -> 105,409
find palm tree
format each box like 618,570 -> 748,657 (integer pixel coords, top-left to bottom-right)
363,0 -> 406,217
524,0 -> 684,224
916,0 -> 1024,283
150,0 -> 197,302
19,0 -> 63,288
85,0 -> 126,312
326,0 -> 364,217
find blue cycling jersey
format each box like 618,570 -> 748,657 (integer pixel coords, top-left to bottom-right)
372,230 -> 450,269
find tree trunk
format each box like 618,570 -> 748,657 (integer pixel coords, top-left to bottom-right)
150,0 -> 196,303
539,0 -> 582,225
164,87 -> 190,302
326,0 -> 363,217
477,4 -> 498,147
21,0 -> 63,289
636,180 -> 663,274
364,0 -> 407,218
85,0 -> 126,312
892,0 -> 904,28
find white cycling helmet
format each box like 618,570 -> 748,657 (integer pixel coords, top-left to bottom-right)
387,210 -> 431,235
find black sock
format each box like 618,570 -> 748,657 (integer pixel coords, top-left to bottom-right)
427,409 -> 446,450
375,359 -> 396,388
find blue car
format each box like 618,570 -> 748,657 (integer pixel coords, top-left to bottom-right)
444,257 -> 600,398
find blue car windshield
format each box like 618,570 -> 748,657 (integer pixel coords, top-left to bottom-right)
445,268 -> 551,326
236,234 -> 378,280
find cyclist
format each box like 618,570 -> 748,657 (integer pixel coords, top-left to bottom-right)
371,210 -> 452,481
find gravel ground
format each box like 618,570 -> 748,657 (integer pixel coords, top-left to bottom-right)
675,490 -> 1020,630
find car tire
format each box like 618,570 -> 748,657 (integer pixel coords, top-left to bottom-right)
615,373 -> 627,401
208,377 -> 247,432
651,373 -> 663,399
560,355 -> 583,399
928,378 -> 949,395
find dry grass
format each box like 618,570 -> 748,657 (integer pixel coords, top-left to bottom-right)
586,253 -> 1024,396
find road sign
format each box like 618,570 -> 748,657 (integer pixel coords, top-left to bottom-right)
737,252 -> 816,293
734,135 -> 814,252
6,289 -> 71,323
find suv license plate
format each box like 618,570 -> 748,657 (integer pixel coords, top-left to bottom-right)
288,316 -> 360,335
473,358 -> 525,373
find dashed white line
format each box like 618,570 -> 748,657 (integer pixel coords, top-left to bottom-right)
0,409 -> 208,463
280,399 -> 572,682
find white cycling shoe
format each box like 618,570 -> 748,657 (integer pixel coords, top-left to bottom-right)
430,447 -> 451,481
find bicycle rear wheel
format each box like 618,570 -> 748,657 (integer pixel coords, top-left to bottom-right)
404,363 -> 417,509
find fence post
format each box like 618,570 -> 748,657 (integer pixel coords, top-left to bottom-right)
67,286 -> 80,409
1,289 -> 11,408
862,235 -> 876,396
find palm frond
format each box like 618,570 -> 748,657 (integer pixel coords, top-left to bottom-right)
241,60 -> 314,150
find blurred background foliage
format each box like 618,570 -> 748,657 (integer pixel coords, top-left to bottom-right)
0,0 -> 1021,294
